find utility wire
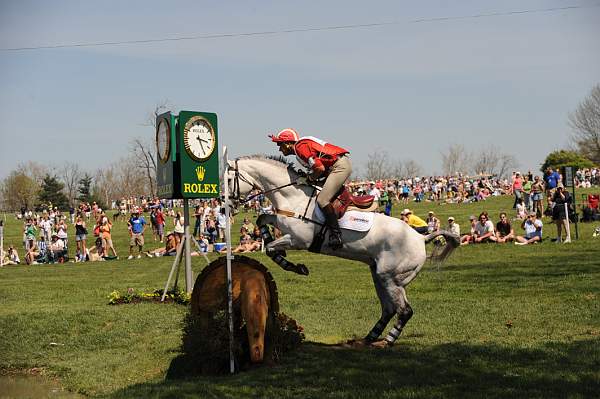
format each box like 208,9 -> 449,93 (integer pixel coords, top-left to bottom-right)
1,4 -> 598,52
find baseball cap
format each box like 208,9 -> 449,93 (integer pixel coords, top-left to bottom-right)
448,216 -> 455,221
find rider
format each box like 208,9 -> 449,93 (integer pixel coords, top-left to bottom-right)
270,128 -> 351,249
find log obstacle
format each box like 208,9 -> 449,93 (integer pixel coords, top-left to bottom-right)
190,255 -> 279,364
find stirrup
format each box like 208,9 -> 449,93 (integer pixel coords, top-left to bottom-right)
329,229 -> 343,249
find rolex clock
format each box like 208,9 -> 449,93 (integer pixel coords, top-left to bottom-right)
178,111 -> 220,199
156,111 -> 177,198
156,117 -> 171,163
183,115 -> 216,162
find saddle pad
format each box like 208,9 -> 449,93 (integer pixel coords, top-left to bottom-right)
314,208 -> 374,232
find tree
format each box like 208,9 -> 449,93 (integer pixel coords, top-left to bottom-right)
60,162 -> 81,207
38,175 -> 69,210
0,171 -> 39,211
402,159 -> 423,179
78,174 -> 93,203
130,137 -> 157,197
540,150 -> 595,173
569,84 -> 600,164
471,145 -> 518,179
441,144 -> 471,176
364,150 -> 391,181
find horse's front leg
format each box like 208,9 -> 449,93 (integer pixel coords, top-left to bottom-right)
256,215 -> 309,276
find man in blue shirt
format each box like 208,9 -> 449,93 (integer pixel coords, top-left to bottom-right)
127,208 -> 147,259
543,168 -> 561,196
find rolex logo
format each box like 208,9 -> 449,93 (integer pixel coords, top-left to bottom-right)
195,165 -> 206,181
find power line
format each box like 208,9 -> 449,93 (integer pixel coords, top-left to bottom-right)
1,4 -> 598,52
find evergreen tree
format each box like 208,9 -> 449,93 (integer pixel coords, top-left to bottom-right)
78,174 -> 93,203
38,174 -> 69,210
540,150 -> 596,173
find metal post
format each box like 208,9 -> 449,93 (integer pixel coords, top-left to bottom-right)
223,146 -> 235,374
564,203 -> 572,243
161,239 -> 185,302
0,221 -> 4,267
571,184 -> 579,239
183,200 -> 193,293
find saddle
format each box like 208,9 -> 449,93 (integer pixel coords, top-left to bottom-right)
331,186 -> 377,218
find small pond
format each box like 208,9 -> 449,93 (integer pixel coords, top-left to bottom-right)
0,374 -> 84,398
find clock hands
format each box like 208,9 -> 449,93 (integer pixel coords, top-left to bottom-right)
196,135 -> 205,153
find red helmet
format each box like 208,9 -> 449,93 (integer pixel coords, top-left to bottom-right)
269,128 -> 299,143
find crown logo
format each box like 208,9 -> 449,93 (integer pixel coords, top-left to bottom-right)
195,165 -> 206,181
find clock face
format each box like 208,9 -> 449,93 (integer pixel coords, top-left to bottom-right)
183,116 -> 216,162
156,119 -> 170,163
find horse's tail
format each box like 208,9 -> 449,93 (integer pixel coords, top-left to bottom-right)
424,231 -> 460,265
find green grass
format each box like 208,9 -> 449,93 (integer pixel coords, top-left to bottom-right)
1,191 -> 599,398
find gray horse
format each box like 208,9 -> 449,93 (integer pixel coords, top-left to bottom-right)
227,155 -> 459,346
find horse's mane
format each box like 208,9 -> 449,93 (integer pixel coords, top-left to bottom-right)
236,154 -> 299,175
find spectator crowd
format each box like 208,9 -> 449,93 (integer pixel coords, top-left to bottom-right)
2,167 -> 598,266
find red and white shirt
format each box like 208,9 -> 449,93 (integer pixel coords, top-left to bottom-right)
294,136 -> 349,173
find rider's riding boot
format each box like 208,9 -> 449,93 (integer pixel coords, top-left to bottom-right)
322,203 -> 343,249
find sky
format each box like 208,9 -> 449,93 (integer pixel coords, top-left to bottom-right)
0,0 -> 599,179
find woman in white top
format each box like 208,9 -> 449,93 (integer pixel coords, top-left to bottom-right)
174,212 -> 184,245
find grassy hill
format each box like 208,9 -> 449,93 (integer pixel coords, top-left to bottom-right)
1,191 -> 599,398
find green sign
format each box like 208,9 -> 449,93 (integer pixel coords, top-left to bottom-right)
156,111 -> 220,199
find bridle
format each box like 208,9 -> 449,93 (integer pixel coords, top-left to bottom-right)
228,159 -> 300,205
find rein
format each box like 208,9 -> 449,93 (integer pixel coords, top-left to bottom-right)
229,160 -> 324,227
230,159 -> 303,205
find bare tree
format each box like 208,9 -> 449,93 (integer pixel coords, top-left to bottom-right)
441,144 -> 471,176
129,101 -> 171,198
472,145 -> 500,176
569,84 -> 600,164
130,137 -> 157,197
60,162 -> 81,207
364,150 -> 391,181
496,154 -> 518,180
403,159 -> 423,178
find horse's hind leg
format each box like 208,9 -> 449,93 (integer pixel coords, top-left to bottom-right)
381,286 -> 413,346
365,265 -> 396,342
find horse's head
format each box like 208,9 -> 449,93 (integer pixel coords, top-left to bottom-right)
224,159 -> 260,214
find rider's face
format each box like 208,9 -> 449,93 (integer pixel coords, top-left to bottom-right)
277,142 -> 295,155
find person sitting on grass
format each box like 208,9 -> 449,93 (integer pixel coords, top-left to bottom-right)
495,212 -> 515,243
1,246 -> 21,265
460,215 -> 478,245
49,233 -> 67,263
515,212 -> 543,245
473,211 -> 495,243
400,209 -> 428,235
25,240 -> 41,265
88,237 -> 106,262
219,226 -> 262,254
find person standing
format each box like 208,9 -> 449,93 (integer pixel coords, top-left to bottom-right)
155,207 -> 165,243
530,175 -> 545,217
127,209 -> 147,259
100,217 -> 117,258
74,215 -> 88,262
512,172 -> 523,209
522,175 -> 532,212
552,184 -> 572,243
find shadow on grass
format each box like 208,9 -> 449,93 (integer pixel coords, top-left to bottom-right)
105,338 -> 599,399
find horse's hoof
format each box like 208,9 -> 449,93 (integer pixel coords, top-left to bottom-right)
296,264 -> 310,276
369,339 -> 391,349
